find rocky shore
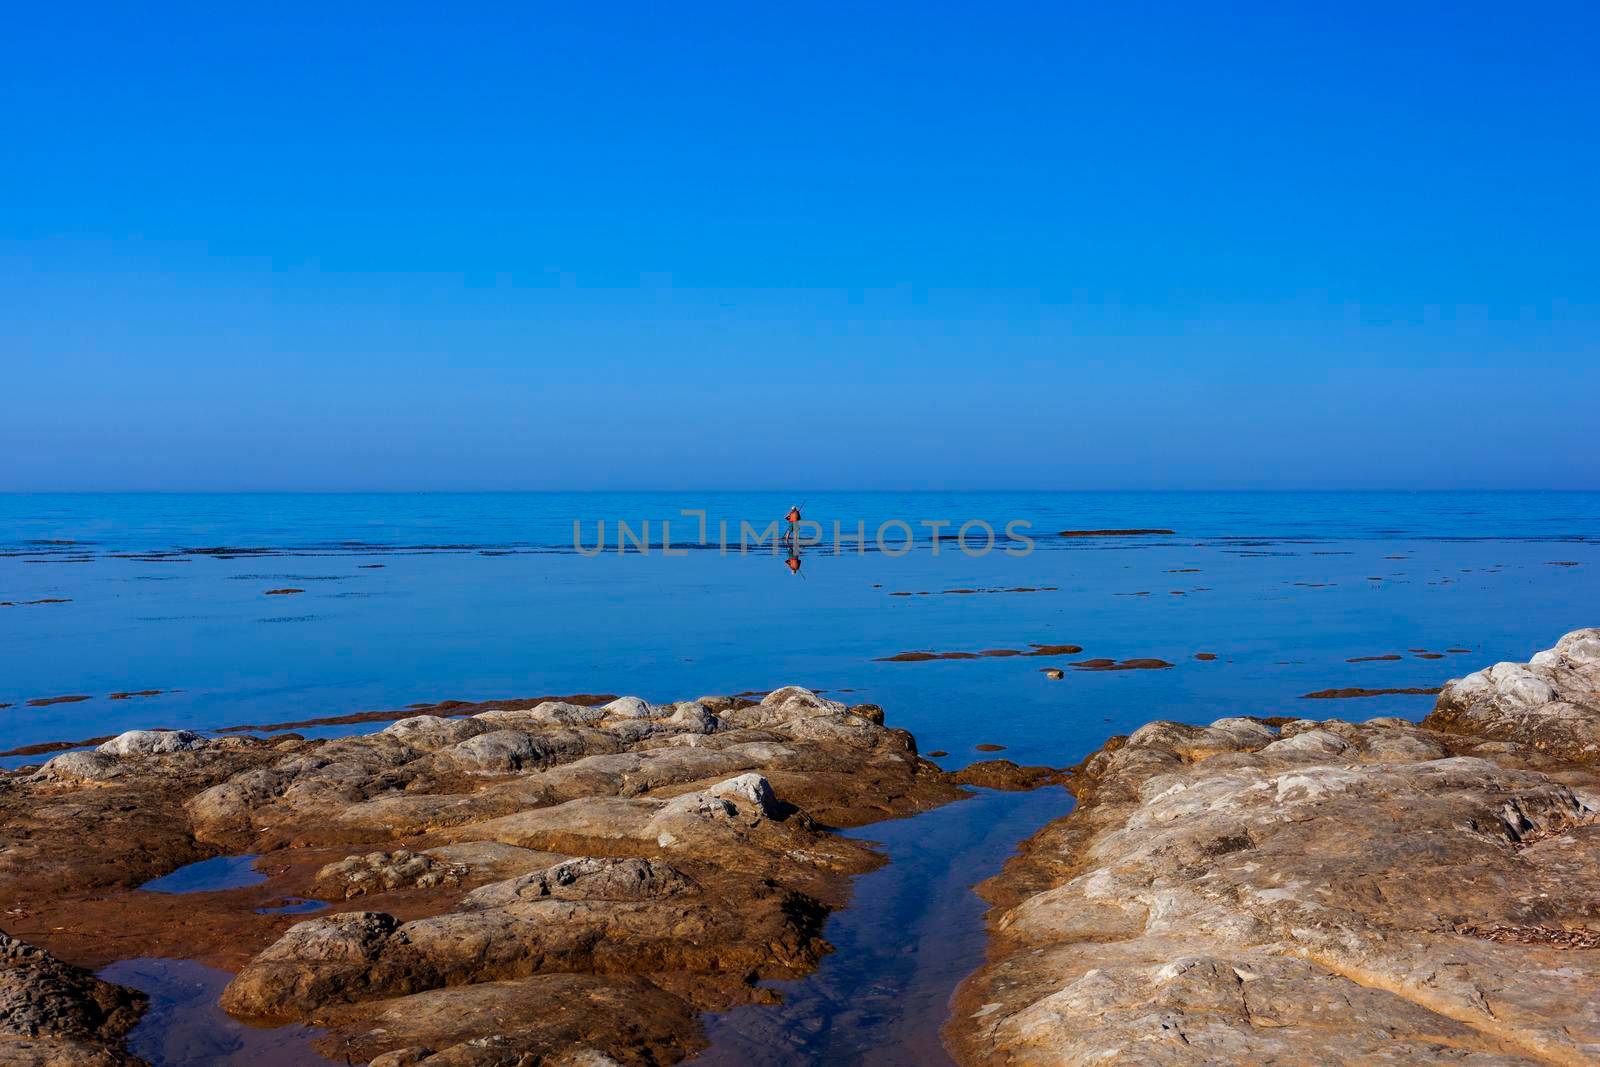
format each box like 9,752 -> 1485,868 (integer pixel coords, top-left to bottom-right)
7,631 -> 1598,1066
949,629 -> 1600,1065
0,933 -> 145,1066
0,687 -> 1052,1065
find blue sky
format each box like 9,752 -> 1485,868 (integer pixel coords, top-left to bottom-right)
4,2 -> 1597,490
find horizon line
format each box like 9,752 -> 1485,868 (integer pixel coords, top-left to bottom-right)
3,488 -> 1599,496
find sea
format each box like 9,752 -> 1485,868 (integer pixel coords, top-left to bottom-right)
4,491 -> 1597,763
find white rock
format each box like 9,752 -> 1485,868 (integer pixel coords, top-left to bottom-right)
1555,628 -> 1600,667
475,701 -> 606,727
665,701 -> 717,733
759,686 -> 847,718
701,773 -> 777,816
383,715 -> 488,749
38,750 -> 124,781
1263,729 -> 1350,756
601,696 -> 656,719
96,729 -> 207,756
447,730 -> 547,772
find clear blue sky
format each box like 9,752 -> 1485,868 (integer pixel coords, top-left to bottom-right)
4,2 -> 1597,491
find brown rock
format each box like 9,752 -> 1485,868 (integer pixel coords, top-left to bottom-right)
1302,686 -> 1442,699
312,850 -> 470,900
1,685 -> 967,1065
949,760 -> 1063,791
210,693 -> 620,734
1069,658 -> 1174,672
327,973 -> 697,1066
0,932 -> 146,1065
875,643 -> 1082,663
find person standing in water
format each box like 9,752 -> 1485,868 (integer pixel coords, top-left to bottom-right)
784,505 -> 803,573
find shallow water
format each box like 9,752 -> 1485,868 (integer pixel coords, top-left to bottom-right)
695,786 -> 1071,1065
254,897 -> 329,916
3,492 -> 1597,767
97,958 -> 334,1066
138,855 -> 267,894
3,495 -> 1600,771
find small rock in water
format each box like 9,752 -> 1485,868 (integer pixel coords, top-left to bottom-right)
1069,658 -> 1175,672
951,759 -> 1062,790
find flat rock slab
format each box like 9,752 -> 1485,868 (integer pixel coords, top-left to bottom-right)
948,629 -> 1600,1066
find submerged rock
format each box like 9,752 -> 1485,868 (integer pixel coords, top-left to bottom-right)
948,630 -> 1600,1066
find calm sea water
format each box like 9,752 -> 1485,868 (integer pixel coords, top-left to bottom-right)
3,491 -> 1598,765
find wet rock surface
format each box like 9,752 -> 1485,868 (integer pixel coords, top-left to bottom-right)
875,643 -> 1083,663
949,629 -> 1600,1066
1069,657 -> 1174,672
949,760 -> 1064,791
0,685 -> 1014,1065
0,932 -> 146,1065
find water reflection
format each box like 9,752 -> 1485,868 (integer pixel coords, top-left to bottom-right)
139,855 -> 266,894
98,958 -> 334,1066
694,785 -> 1071,1066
